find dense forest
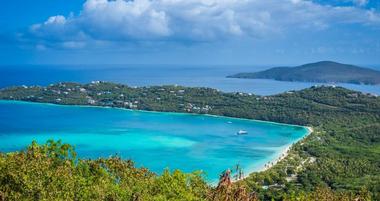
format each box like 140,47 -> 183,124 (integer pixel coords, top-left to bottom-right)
0,82 -> 379,200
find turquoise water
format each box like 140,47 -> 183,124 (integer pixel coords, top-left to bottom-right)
0,100 -> 309,182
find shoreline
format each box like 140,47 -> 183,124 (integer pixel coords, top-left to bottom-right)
256,126 -> 313,173
233,126 -> 313,183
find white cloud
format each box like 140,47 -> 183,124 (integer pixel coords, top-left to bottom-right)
81,0 -> 171,39
28,0 -> 380,48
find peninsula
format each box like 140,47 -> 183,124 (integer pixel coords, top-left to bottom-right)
228,61 -> 380,85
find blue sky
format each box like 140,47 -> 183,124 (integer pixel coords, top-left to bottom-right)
0,0 -> 379,65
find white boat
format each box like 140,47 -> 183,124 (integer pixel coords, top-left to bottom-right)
237,130 -> 248,135
227,121 -> 232,124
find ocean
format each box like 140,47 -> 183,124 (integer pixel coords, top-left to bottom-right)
0,64 -> 379,95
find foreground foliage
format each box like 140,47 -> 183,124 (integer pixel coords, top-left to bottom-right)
0,140 -> 209,201
0,141 -> 371,201
0,141 -> 261,201
0,141 -> 373,201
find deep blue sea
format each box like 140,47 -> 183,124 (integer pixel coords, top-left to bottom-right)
0,64 -> 379,95
0,100 -> 308,183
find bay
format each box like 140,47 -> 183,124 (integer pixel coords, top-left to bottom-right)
0,100 -> 309,182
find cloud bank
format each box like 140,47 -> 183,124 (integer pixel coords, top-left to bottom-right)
26,0 -> 380,49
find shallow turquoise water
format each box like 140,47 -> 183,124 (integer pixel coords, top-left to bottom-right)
0,100 -> 309,182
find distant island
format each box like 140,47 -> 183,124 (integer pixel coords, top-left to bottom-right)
228,61 -> 380,85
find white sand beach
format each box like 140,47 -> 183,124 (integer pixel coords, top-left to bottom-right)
259,126 -> 313,172
233,126 -> 314,183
